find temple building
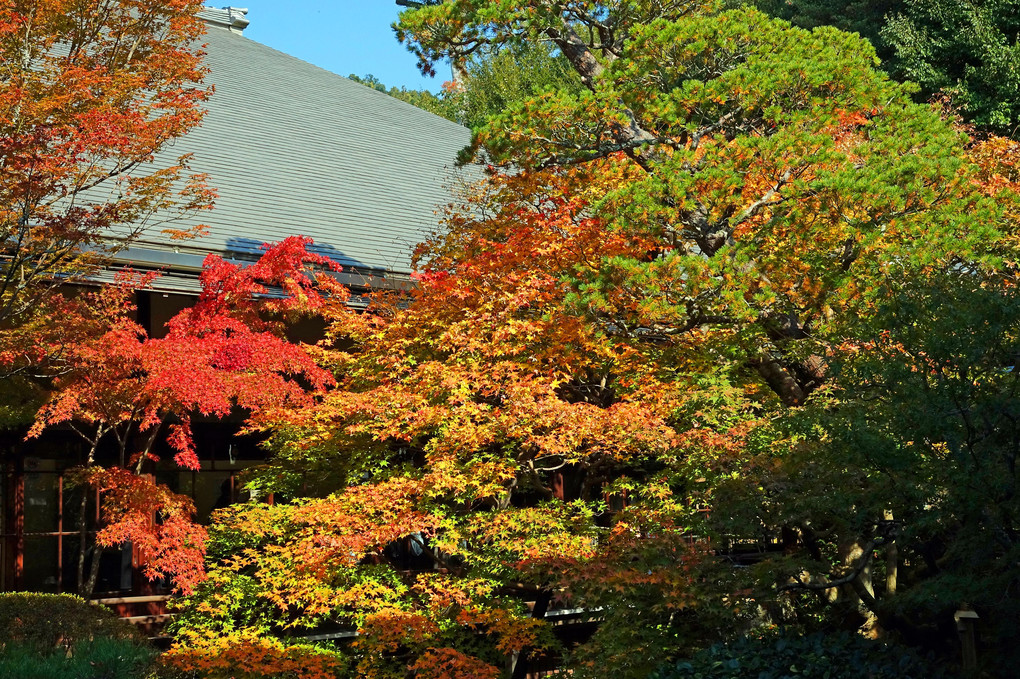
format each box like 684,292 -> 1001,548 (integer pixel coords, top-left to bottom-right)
0,5 -> 469,599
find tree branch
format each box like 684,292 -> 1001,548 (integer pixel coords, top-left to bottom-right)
778,537 -> 885,593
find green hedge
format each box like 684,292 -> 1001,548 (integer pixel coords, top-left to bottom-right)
0,592 -> 141,650
0,593 -> 157,678
652,631 -> 951,679
0,637 -> 156,679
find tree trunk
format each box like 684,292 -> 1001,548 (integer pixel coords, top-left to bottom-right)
884,509 -> 898,595
76,433 -> 102,597
82,545 -> 103,599
76,481 -> 90,595
544,23 -> 656,150
841,539 -> 878,632
753,356 -> 807,406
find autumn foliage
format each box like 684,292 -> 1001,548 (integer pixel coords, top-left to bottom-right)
0,0 -> 215,380
163,629 -> 349,679
84,468 -> 208,595
0,0 -> 1006,676
28,237 -> 342,596
158,3 -> 1020,679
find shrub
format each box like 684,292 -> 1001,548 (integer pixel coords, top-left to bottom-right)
652,631 -> 950,679
0,592 -> 141,651
0,637 -> 156,679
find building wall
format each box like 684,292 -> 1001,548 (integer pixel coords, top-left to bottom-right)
0,417 -> 265,595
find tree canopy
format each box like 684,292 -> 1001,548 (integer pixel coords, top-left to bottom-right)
349,41 -> 582,130
0,0 -> 214,383
755,0 -> 1020,135
167,2 -> 1020,678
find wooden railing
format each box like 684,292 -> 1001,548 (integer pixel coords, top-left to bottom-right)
92,594 -> 172,631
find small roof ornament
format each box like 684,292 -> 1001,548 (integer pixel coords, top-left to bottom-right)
225,7 -> 250,32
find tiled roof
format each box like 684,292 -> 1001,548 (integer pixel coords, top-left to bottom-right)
125,9 -> 472,285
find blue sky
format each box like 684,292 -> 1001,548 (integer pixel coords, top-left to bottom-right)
236,1 -> 447,92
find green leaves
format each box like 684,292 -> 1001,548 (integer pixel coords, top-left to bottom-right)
883,0 -> 1020,133
756,0 -> 1020,135
175,2 -> 1020,676
652,632 -> 946,679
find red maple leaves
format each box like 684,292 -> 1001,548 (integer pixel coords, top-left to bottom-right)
30,237 -> 343,593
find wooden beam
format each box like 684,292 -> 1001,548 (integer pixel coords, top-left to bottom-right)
92,594 -> 171,605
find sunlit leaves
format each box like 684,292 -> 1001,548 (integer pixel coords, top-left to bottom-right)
0,0 -> 213,377
30,238 -> 342,593
173,1 -> 1020,676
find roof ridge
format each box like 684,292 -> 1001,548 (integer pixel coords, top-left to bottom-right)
198,6 -> 250,34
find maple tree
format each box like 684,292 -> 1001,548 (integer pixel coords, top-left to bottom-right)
29,237 -> 342,597
168,4 -> 1020,678
170,166 -> 710,676
0,0 -> 214,382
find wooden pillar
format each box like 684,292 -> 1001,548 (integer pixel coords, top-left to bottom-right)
0,457 -> 10,590
135,290 -> 153,336
510,590 -> 551,679
57,475 -> 64,593
11,455 -> 24,590
955,608 -> 979,675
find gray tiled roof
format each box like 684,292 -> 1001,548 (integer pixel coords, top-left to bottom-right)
127,10 -> 472,284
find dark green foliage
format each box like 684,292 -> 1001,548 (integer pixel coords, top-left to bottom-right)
0,592 -> 141,650
0,638 -> 157,679
753,0 -> 1020,134
0,593 -> 155,679
651,632 -> 949,679
883,0 -> 1020,133
713,268 -> 1020,675
823,271 -> 1020,671
753,0 -> 900,57
0,375 -> 45,429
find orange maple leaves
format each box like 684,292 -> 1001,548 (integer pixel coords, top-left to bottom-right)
0,0 -> 213,317
85,468 -> 208,595
164,629 -> 349,679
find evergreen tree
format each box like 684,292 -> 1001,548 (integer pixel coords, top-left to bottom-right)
754,0 -> 1020,135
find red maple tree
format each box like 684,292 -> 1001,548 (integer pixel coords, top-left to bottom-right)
29,237 -> 344,596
